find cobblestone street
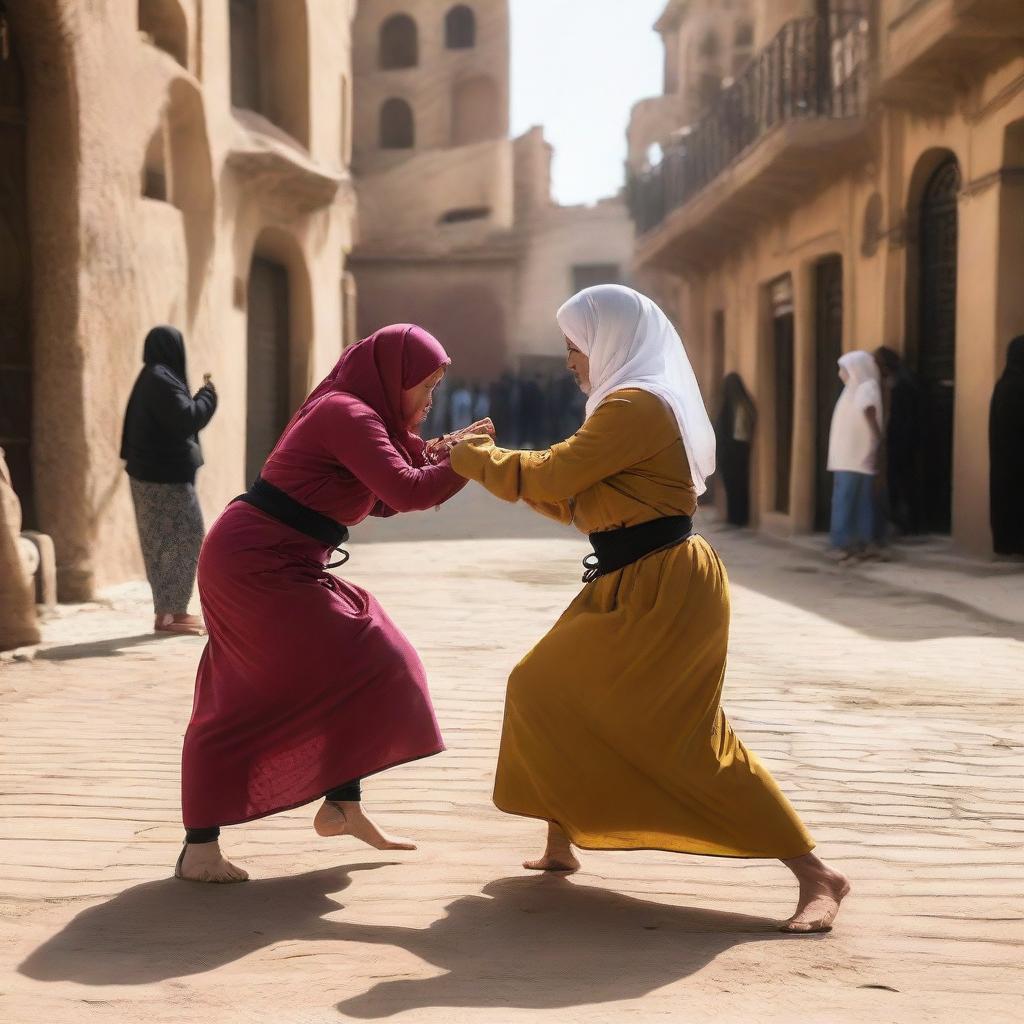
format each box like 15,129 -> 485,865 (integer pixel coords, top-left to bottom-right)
1,490 -> 1022,1024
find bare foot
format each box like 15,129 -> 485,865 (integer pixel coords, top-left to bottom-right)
523,822 -> 581,874
175,842 -> 249,883
155,614 -> 206,637
781,856 -> 851,933
313,800 -> 416,851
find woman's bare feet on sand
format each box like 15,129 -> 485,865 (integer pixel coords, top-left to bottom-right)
313,799 -> 416,851
155,613 -> 206,636
523,822 -> 581,873
175,841 -> 249,883
780,853 -> 851,933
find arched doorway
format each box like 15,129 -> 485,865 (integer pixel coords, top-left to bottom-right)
0,33 -> 33,526
246,255 -> 291,485
916,156 -> 960,534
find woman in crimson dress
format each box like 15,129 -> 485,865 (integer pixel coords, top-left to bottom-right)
177,325 -> 486,883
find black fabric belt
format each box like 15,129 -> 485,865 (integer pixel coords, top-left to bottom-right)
583,515 -> 693,583
234,476 -> 350,569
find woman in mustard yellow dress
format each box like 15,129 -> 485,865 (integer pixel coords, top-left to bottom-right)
451,285 -> 851,933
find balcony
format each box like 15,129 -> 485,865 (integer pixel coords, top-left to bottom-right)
630,15 -> 870,267
880,0 -> 1024,111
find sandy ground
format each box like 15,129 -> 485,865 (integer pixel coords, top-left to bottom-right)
1,488 -> 1022,1024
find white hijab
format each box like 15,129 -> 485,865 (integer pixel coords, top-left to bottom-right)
838,350 -> 880,391
556,284 -> 716,496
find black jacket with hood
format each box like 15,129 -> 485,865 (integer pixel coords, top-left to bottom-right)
120,326 -> 218,484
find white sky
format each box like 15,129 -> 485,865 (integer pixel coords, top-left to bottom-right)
510,0 -> 667,207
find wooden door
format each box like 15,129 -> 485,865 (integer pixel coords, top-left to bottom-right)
0,38 -> 34,526
917,158 -> 959,534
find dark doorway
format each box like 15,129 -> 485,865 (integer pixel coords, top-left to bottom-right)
246,257 -> 291,485
0,35 -> 34,527
770,278 -> 795,515
814,255 -> 844,531
916,157 -> 959,534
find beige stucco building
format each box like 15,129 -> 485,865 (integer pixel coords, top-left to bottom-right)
0,0 -> 358,617
350,0 -> 635,383
629,0 -> 1024,555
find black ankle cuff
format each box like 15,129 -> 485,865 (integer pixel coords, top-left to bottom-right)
185,826 -> 221,845
325,780 -> 361,803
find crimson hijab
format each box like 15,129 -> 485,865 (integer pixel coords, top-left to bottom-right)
284,325 -> 449,466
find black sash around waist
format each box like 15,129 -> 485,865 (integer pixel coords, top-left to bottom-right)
234,476 -> 350,569
582,515 -> 694,583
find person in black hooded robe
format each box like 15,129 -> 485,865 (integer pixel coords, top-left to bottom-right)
714,373 -> 757,527
121,326 -> 217,635
874,346 -> 921,536
990,335 -> 1024,556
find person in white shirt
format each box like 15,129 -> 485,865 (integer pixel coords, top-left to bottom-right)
827,351 -> 883,561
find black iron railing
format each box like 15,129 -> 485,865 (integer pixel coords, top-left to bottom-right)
630,15 -> 869,235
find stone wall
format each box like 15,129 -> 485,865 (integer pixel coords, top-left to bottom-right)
6,0 -> 357,597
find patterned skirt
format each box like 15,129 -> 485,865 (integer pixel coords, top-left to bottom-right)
129,478 -> 205,614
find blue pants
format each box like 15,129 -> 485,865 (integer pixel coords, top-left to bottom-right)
830,471 -> 876,550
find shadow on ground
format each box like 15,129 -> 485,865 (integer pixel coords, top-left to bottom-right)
710,528 -> 1024,644
20,864 -> 788,1013
35,633 -> 180,662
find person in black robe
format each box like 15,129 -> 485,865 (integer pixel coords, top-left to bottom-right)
874,347 -> 922,536
714,373 -> 756,527
989,335 -> 1024,556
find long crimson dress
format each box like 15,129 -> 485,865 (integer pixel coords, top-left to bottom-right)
181,328 -> 465,830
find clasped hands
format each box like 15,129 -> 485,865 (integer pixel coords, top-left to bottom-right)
424,418 -> 495,464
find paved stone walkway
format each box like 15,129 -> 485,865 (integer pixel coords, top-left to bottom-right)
1,489 -> 1021,1023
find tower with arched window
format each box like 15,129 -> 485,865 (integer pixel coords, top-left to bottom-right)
352,0 -> 509,166
349,0 -> 634,389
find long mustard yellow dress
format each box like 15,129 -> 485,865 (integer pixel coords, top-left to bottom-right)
451,389 -> 815,859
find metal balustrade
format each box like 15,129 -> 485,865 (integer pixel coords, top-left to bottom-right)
630,15 -> 870,235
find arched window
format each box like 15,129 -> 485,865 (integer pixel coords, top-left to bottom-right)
699,29 -> 720,58
138,0 -> 189,68
734,22 -> 753,48
379,14 -> 418,70
446,6 -> 476,49
380,98 -> 414,149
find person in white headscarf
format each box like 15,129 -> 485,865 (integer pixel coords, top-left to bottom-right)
451,285 -> 851,934
827,351 -> 884,562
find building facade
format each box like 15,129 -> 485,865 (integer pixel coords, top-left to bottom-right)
629,0 -> 1024,555
350,0 -> 635,384
0,0 -> 358,610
